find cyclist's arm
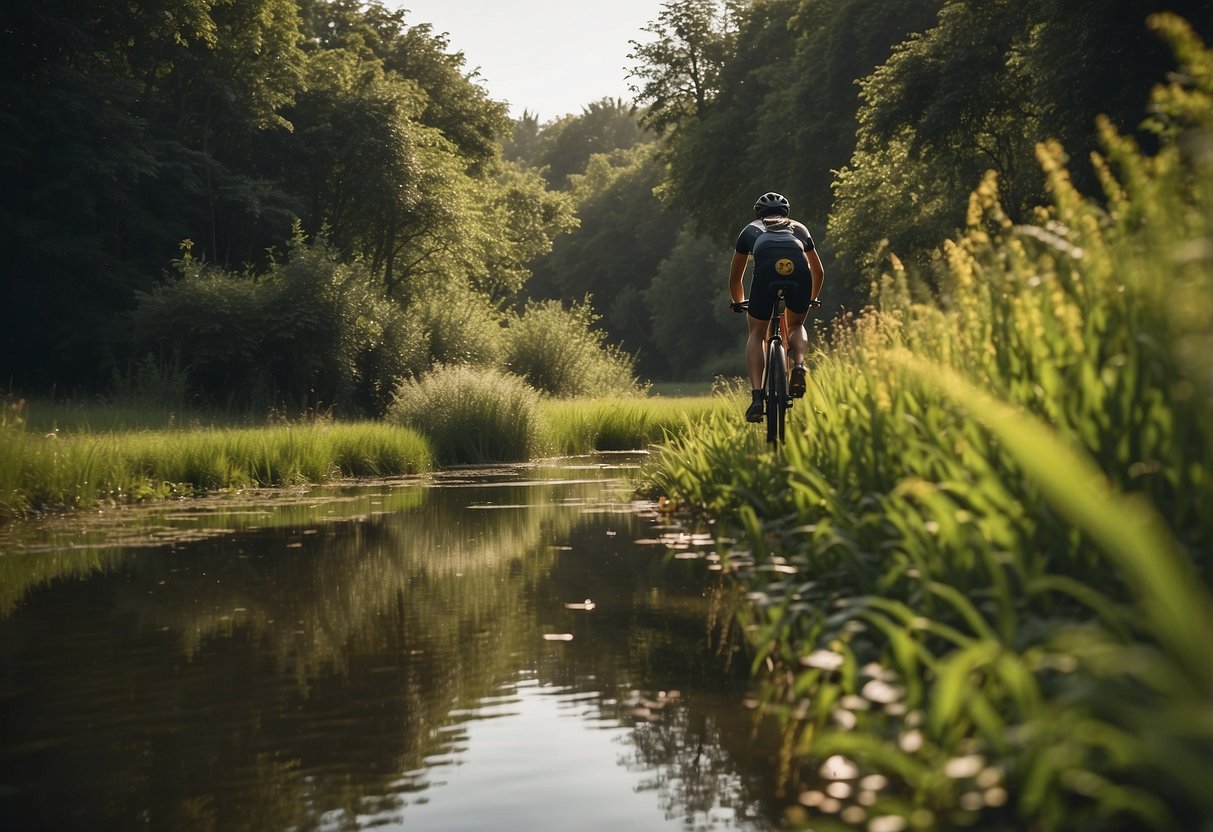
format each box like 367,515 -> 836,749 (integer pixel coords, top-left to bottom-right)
729,251 -> 749,304
807,248 -> 825,302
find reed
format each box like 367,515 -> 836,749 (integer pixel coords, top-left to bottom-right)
642,17 -> 1212,830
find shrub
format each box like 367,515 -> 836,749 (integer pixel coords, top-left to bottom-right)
130,237 -> 425,416
407,280 -> 504,368
502,298 -> 642,397
388,364 -> 544,464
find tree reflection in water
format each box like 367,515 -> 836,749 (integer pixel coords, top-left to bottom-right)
0,459 -> 789,831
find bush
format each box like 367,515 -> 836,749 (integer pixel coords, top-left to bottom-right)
408,280 -> 504,368
130,237 -> 426,417
388,365 -> 544,464
502,298 -> 642,397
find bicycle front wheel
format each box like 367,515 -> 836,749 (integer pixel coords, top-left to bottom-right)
766,340 -> 787,445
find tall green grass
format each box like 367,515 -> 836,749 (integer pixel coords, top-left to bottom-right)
0,409 -> 433,523
2,379 -> 725,521
388,364 -> 547,464
642,16 -> 1212,830
387,363 -> 730,464
540,395 -> 729,455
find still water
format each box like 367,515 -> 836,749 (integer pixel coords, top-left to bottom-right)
0,455 -> 790,831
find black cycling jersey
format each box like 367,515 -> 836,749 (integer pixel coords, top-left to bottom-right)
735,219 -> 816,320
734,219 -> 815,257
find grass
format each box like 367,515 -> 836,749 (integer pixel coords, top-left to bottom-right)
639,18 -> 1213,831
646,380 -> 716,397
539,395 -> 729,456
1,385 -> 729,523
0,408 -> 434,522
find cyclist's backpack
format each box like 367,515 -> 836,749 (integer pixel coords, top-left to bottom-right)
752,222 -> 804,256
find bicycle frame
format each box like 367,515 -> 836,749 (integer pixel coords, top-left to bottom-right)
761,279 -> 798,445
732,278 -> 800,445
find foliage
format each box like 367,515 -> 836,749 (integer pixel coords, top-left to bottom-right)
528,144 -> 686,373
638,0 -> 1213,317
540,396 -> 727,456
627,0 -> 740,135
829,0 -> 1212,303
643,227 -> 740,378
509,98 -> 652,189
653,0 -> 937,243
131,236 -> 425,415
405,279 -> 506,370
388,365 -> 545,464
0,0 -> 575,394
503,299 -> 644,397
642,18 -> 1213,829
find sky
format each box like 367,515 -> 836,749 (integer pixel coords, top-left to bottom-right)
388,1 -> 665,121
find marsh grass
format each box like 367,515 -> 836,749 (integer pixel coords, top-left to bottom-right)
503,298 -> 643,397
642,17 -> 1213,830
0,411 -> 432,522
540,395 -> 728,455
389,364 -> 545,464
2,381 -> 724,522
387,363 -> 729,464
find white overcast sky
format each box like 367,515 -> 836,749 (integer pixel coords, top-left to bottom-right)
389,1 -> 665,121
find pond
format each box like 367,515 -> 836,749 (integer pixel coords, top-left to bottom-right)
0,454 -> 792,831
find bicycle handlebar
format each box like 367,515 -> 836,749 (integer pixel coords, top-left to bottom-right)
730,298 -> 822,312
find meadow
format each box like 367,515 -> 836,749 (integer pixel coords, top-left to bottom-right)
639,16 -> 1212,831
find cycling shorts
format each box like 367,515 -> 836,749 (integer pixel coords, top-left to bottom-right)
748,248 -> 812,321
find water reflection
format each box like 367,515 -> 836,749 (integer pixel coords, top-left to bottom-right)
0,456 -> 785,831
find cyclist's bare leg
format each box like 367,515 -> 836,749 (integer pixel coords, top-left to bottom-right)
746,314 -> 769,389
786,309 -> 809,398
786,309 -> 809,366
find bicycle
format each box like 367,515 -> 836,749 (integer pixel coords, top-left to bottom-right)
732,279 -> 804,445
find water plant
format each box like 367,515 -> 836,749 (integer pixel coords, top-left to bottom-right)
540,396 -> 728,456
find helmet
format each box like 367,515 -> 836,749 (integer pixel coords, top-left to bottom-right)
753,192 -> 790,217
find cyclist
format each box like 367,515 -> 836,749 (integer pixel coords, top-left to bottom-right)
729,192 -> 825,423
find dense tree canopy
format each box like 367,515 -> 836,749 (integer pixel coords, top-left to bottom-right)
634,0 -> 1212,310
3,0 -> 1210,397
0,0 -> 571,392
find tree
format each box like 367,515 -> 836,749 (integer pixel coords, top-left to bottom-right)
0,0 -> 571,394
527,144 -> 684,374
627,0 -> 740,135
829,0 -> 1037,302
829,0 -> 1213,305
653,0 -> 936,247
532,98 -> 651,189
503,110 -> 544,167
643,227 -> 739,378
0,0 -> 305,386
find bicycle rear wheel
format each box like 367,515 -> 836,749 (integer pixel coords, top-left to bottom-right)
765,340 -> 787,445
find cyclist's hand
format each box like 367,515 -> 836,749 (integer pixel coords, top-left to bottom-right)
730,300 -> 747,313
808,298 -> 822,309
